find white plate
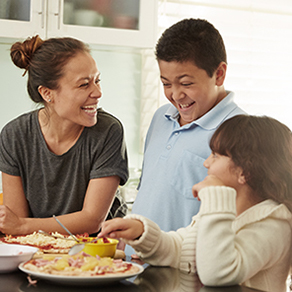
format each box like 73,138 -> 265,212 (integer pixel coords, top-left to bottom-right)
18,261 -> 144,285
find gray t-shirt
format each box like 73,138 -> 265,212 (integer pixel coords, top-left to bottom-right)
0,109 -> 128,218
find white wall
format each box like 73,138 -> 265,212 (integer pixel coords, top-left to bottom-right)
0,42 -> 34,127
0,40 -> 143,169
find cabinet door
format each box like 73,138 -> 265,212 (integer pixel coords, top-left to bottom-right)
0,0 -> 46,39
47,0 -> 157,48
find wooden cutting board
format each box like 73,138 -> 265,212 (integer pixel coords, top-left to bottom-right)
33,249 -> 125,260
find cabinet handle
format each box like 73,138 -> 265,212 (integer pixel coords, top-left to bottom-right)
54,0 -> 61,29
38,0 -> 46,29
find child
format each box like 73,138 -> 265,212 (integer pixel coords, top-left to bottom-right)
131,18 -> 245,233
99,115 -> 292,292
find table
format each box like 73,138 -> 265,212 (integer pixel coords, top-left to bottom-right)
0,260 -> 265,292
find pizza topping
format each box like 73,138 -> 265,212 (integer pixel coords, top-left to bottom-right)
102,237 -> 110,243
27,275 -> 38,286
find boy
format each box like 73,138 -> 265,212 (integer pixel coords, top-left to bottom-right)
132,18 -> 245,232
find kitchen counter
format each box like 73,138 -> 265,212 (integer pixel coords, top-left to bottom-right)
1,259 -> 265,292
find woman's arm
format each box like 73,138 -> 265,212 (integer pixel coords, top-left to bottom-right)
2,173 -> 29,217
0,173 -> 120,235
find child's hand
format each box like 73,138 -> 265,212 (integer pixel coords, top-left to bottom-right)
98,218 -> 144,241
192,175 -> 224,199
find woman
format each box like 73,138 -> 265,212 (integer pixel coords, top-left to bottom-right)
0,35 -> 128,236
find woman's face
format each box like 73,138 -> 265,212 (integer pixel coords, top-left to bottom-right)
158,60 -> 226,126
51,52 -> 102,128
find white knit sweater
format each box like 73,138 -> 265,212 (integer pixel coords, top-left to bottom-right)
124,186 -> 292,292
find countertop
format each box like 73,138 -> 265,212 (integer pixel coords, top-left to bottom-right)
0,259 -> 265,292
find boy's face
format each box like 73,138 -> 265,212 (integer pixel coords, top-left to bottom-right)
158,60 -> 226,126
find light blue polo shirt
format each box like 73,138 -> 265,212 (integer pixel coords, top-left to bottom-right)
132,91 -> 245,232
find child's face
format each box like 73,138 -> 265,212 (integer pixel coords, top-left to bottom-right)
158,60 -> 226,126
203,152 -> 242,190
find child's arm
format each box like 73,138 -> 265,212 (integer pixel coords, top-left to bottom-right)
99,215 -> 193,271
196,186 -> 291,290
98,217 -> 144,240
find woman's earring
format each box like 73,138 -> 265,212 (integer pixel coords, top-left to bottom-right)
48,99 -> 51,102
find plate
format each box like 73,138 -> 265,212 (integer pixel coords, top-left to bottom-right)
18,261 -> 144,285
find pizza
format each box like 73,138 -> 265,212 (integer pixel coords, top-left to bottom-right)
0,231 -> 82,254
22,252 -> 140,277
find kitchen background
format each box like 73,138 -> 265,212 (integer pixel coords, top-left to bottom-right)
0,0 -> 292,190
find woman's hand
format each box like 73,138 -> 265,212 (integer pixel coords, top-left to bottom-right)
192,175 -> 224,200
0,205 -> 25,235
98,218 -> 144,241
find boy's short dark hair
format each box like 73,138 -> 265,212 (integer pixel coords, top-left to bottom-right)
155,18 -> 227,77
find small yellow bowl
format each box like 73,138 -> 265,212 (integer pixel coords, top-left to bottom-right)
81,237 -> 119,258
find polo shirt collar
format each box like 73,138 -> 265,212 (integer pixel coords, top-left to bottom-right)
164,91 -> 236,130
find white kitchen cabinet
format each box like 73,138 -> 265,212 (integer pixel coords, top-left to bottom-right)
0,0 -> 46,39
0,0 -> 158,48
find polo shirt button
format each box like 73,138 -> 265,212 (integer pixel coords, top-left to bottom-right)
167,145 -> 171,150
174,132 -> 179,136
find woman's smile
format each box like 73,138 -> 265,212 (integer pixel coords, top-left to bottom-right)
81,104 -> 98,116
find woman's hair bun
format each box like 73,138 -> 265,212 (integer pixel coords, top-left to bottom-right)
10,35 -> 44,75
